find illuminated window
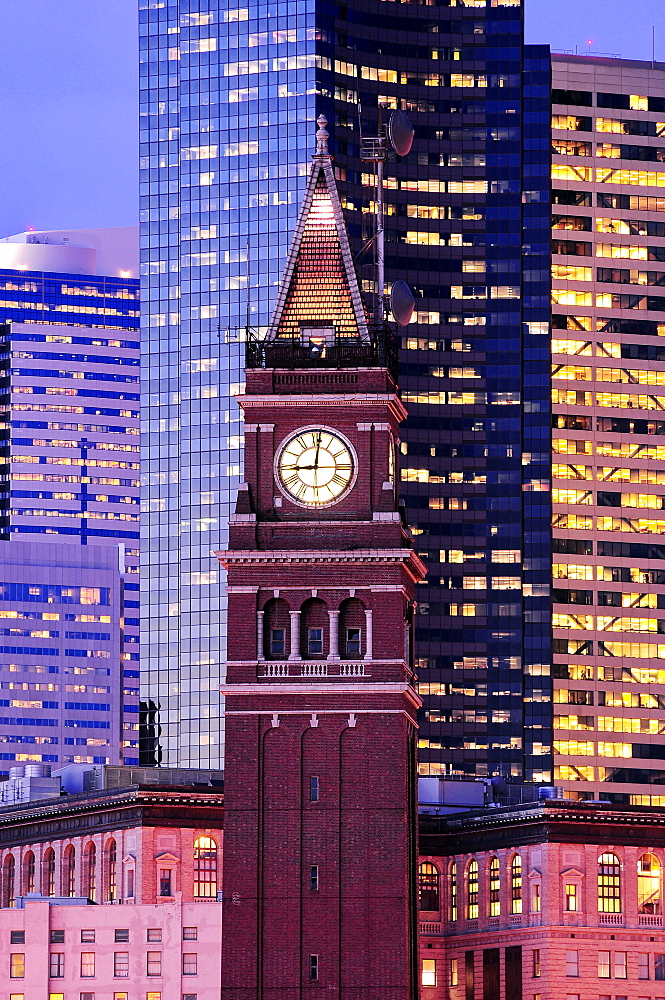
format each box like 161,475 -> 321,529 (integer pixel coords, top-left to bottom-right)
449,861 -> 458,921
638,853 -> 661,914
418,863 -> 439,911
194,836 -> 217,898
598,853 -> 622,912
421,959 -> 437,986
466,859 -> 479,919
10,954 -> 24,978
565,883 -> 578,911
488,857 -> 500,916
511,855 -> 522,914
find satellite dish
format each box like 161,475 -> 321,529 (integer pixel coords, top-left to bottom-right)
390,280 -> 416,327
388,109 -> 415,157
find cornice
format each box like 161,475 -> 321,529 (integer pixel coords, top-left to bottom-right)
236,393 -> 408,421
0,787 -> 224,850
216,547 -> 426,574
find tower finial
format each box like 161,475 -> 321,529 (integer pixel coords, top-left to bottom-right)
315,114 -> 330,156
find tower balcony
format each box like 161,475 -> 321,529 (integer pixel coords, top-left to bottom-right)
245,325 -> 398,380
258,660 -> 369,679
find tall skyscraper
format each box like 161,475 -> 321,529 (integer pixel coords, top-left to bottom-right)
550,55 -> 665,804
0,229 -> 140,770
140,0 -> 553,779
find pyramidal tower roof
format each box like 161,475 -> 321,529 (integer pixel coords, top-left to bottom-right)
266,115 -> 369,343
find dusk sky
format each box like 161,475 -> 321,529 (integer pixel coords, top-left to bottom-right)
0,0 -> 662,238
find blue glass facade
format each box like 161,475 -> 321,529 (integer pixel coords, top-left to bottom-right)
140,0 -> 552,779
0,271 -> 140,331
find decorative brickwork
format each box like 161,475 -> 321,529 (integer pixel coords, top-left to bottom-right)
218,118 -> 425,1000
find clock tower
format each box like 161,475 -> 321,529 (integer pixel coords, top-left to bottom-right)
218,116 -> 425,1000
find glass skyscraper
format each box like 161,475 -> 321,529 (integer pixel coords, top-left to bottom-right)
139,0 -> 552,779
0,228 -> 140,770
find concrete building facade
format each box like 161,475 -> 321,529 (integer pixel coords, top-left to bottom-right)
0,766 -> 223,1000
550,56 -> 665,803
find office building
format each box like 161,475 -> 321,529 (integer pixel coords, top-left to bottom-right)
139,0 -> 553,777
550,56 -> 665,803
418,792 -> 665,999
0,229 -> 140,770
0,765 -> 223,999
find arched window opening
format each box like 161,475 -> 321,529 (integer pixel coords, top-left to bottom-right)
466,860 -> 479,920
418,862 -> 439,911
598,852 -> 622,913
449,861 -> 458,922
300,598 -> 328,659
194,835 -> 218,898
107,839 -> 117,902
263,598 -> 290,659
64,846 -> 76,897
84,843 -> 97,902
511,854 -> 523,914
339,597 -> 365,658
22,851 -> 35,896
488,857 -> 500,917
43,848 -> 56,897
3,855 -> 15,908
638,853 -> 661,915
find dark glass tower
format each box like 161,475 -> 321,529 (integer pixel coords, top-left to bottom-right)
140,0 -> 552,779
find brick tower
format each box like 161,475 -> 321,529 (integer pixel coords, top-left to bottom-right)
218,116 -> 425,1000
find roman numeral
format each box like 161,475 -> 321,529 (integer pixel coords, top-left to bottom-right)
332,473 -> 348,486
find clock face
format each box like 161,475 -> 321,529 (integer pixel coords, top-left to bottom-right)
277,428 -> 355,507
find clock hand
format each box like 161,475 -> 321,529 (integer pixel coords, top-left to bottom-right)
313,432 -> 322,484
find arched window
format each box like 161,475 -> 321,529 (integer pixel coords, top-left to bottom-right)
84,842 -> 97,902
511,854 -> 523,914
63,845 -> 76,897
466,859 -> 479,920
194,835 -> 218,898
339,597 -> 365,658
263,598 -> 290,659
449,861 -> 458,922
22,850 -> 35,896
43,848 -> 56,897
488,857 -> 500,917
638,853 -> 661,915
300,598 -> 328,659
598,852 -> 621,913
418,862 -> 439,911
2,854 -> 15,908
106,839 -> 117,901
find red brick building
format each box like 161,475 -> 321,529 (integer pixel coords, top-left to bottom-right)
217,116 -> 425,1000
418,797 -> 665,1000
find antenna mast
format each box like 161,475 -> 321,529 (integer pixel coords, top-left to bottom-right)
360,105 -> 414,325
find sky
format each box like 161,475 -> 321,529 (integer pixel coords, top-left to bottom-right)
0,0 -> 661,238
